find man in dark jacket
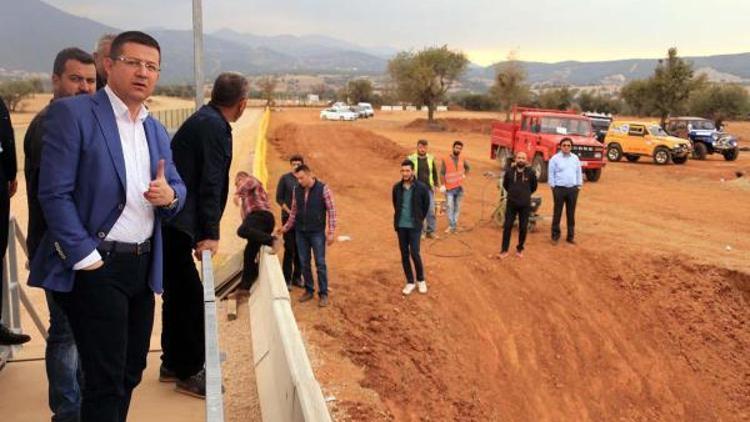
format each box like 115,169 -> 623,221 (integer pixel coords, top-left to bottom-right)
275,154 -> 304,290
24,46 -> 97,422
392,160 -> 431,295
161,72 -> 248,397
498,152 -> 538,258
278,164 -> 337,308
0,96 -> 22,346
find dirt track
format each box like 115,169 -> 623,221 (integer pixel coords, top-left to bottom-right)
266,109 -> 749,421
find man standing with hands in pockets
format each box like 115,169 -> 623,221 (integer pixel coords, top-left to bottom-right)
30,31 -> 185,421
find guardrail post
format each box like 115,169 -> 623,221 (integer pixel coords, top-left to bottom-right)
202,250 -> 225,421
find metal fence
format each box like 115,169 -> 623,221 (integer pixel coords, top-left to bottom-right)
0,218 -> 47,363
151,107 -> 196,131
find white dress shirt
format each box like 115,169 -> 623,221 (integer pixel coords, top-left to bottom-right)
73,86 -> 154,270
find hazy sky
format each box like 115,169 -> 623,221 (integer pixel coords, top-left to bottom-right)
46,0 -> 750,65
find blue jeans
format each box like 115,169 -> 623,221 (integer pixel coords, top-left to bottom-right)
45,290 -> 82,422
425,189 -> 436,234
296,230 -> 328,297
445,187 -> 464,230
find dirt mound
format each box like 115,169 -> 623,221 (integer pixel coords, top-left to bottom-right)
265,109 -> 750,421
405,118 -> 498,135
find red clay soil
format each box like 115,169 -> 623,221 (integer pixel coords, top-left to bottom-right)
266,109 -> 750,421
405,118 -> 498,135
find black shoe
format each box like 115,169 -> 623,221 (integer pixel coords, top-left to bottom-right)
566,238 -> 576,245
0,324 -> 31,346
176,369 -> 207,399
159,364 -> 178,383
318,295 -> 329,308
551,237 -> 560,245
299,291 -> 314,302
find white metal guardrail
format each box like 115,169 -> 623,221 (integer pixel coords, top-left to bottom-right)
249,246 -> 331,422
1,217 -> 48,364
202,250 -> 225,422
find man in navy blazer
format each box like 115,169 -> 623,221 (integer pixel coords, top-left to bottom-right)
29,31 -> 185,422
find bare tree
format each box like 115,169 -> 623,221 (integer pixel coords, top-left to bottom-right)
492,51 -> 530,121
256,76 -> 278,106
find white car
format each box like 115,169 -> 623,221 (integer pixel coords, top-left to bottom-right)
320,108 -> 358,121
357,102 -> 375,118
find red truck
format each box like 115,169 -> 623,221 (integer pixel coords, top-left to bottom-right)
490,107 -> 605,182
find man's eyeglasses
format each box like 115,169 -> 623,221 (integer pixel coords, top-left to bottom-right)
115,56 -> 161,73
561,144 -> 572,148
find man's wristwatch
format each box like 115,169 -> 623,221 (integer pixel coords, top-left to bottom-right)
162,191 -> 179,210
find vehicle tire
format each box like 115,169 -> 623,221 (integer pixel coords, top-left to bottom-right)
584,168 -> 602,182
496,147 -> 510,167
606,144 -> 623,162
625,155 -> 640,163
531,154 -> 548,183
672,155 -> 688,165
692,142 -> 708,160
653,147 -> 671,165
723,148 -> 739,161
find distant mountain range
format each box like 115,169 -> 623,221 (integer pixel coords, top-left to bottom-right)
2,0 -> 749,87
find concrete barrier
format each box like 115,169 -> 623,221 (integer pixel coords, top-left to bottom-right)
406,106 -> 418,111
381,105 -> 392,111
250,247 -> 331,422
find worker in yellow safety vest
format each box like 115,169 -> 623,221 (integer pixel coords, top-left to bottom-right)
407,139 -> 439,239
440,140 -> 470,234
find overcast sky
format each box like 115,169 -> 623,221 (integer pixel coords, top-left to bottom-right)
46,0 -> 750,65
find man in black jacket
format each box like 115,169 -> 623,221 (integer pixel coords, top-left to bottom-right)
498,152 -> 538,259
0,96 -> 22,346
161,72 -> 248,397
275,154 -> 304,290
24,46 -> 97,422
392,160 -> 431,296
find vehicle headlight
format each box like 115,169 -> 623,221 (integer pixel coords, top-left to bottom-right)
712,133 -> 719,139
594,152 -> 602,158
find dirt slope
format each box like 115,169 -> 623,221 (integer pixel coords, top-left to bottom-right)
266,109 -> 750,421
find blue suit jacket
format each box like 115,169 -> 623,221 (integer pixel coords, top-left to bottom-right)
28,89 -> 186,293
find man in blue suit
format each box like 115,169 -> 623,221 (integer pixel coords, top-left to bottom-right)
29,31 -> 185,422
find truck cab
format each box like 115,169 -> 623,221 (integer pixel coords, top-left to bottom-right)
490,108 -> 605,182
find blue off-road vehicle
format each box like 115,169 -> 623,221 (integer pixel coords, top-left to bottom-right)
666,117 -> 740,161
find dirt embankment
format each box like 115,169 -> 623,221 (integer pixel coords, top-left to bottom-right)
405,118 -> 498,135
265,110 -> 750,421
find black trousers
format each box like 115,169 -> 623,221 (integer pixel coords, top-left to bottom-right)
281,215 -> 301,286
551,186 -> 579,241
0,182 -> 8,316
53,250 -> 154,422
502,203 -> 531,253
397,227 -> 424,284
161,226 -> 204,380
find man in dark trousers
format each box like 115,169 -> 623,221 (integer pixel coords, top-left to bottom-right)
393,160 -> 431,295
548,137 -> 583,244
161,72 -> 248,398
0,97 -> 23,346
30,31 -> 186,421
498,151 -> 538,259
407,139 -> 439,239
278,164 -> 337,308
24,46 -> 97,422
275,154 -> 304,290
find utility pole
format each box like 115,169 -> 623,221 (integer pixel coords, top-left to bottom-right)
192,0 -> 205,108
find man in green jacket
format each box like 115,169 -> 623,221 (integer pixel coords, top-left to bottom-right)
407,139 -> 439,239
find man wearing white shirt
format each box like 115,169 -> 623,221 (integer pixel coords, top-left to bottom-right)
547,137 -> 583,244
30,31 -> 185,422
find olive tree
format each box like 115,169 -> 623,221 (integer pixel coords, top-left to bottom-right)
388,45 -> 468,122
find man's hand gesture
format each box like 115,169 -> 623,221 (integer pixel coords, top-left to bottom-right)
144,159 -> 175,207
